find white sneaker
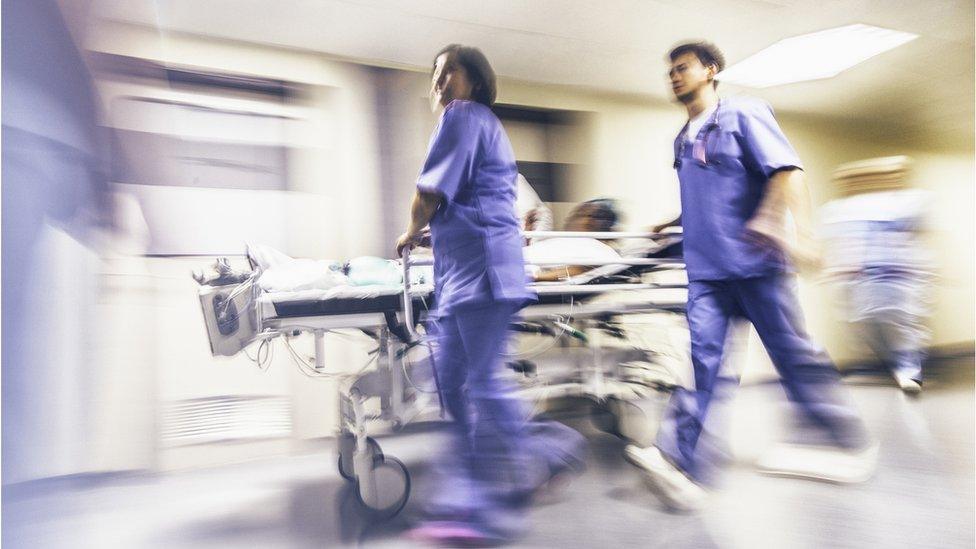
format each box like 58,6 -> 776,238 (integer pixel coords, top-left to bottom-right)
624,445 -> 707,512
756,441 -> 879,484
894,373 -> 922,394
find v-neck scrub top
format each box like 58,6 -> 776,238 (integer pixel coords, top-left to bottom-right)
417,100 -> 536,313
673,97 -> 803,281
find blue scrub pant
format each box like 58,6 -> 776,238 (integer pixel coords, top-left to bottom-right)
656,275 -> 869,484
855,319 -> 924,382
427,300 -> 584,533
848,270 -> 928,382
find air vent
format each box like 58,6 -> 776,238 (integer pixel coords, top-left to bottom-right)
161,396 -> 291,445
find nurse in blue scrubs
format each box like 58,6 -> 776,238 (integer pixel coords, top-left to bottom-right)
626,41 -> 876,511
397,44 -> 583,543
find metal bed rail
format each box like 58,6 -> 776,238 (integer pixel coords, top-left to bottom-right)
400,230 -> 685,341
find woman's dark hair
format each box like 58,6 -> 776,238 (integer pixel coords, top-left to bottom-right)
668,41 -> 726,89
580,198 -> 619,232
433,44 -> 497,106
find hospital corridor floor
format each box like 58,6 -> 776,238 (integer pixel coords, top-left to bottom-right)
4,365 -> 974,549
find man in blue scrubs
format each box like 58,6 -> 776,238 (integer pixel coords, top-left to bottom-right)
625,42 -> 876,511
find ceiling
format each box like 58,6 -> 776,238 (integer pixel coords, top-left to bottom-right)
91,0 -> 975,148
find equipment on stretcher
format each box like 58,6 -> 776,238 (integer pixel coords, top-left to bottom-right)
194,230 -> 687,516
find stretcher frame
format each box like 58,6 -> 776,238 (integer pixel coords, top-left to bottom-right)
197,230 -> 687,515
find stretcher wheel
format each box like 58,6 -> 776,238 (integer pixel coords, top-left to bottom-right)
590,399 -> 622,436
355,455 -> 410,517
611,399 -> 650,443
591,398 -> 650,443
337,435 -> 383,481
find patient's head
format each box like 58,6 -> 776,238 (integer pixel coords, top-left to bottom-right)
564,199 -> 619,232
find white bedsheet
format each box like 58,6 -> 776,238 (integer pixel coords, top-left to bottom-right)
257,283 -> 435,319
250,234 -> 681,317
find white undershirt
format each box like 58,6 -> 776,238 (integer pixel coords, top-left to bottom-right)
685,103 -> 718,142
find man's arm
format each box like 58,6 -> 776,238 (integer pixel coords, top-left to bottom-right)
746,168 -> 820,268
396,190 -> 442,257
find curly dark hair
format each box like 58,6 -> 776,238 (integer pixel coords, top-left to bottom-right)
433,44 -> 497,106
668,41 -> 726,89
578,198 -> 619,232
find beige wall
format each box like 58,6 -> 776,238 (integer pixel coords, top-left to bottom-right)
910,152 -> 975,347
88,22 -> 386,259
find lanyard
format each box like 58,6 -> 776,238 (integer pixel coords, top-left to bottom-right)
675,100 -> 722,169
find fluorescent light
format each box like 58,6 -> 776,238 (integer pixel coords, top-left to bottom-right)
717,24 -> 918,88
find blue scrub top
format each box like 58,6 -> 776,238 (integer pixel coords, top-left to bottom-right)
417,100 -> 536,313
674,97 -> 802,281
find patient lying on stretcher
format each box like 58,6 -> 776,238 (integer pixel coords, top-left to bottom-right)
525,199 -> 622,282
234,197 -> 668,293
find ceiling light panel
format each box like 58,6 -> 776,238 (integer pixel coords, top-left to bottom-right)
717,24 -> 918,88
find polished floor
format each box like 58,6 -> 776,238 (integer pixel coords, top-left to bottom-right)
4,367 -> 973,549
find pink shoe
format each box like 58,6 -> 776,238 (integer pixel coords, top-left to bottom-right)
406,521 -> 506,547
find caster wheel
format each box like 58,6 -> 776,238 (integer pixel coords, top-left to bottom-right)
609,399 -> 648,442
338,435 -> 383,481
590,398 -> 647,441
355,455 -> 411,517
590,399 -> 621,436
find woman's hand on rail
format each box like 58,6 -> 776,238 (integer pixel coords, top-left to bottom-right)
395,231 -> 423,258
417,227 -> 432,248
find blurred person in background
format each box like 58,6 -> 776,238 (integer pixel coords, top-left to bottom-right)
2,0 -> 114,487
624,41 -> 875,511
819,156 -> 934,394
395,44 -> 584,544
